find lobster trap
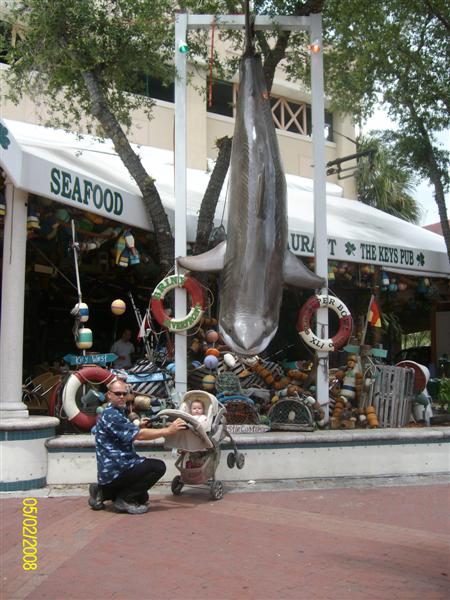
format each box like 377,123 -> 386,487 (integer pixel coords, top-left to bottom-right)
361,365 -> 415,427
223,400 -> 260,425
216,372 -> 243,396
268,396 -> 316,431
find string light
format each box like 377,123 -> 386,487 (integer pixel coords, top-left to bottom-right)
178,40 -> 189,54
309,38 -> 321,54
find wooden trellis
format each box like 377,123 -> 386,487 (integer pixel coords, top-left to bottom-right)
232,85 -> 309,135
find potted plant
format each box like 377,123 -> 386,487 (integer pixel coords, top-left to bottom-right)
437,378 -> 450,411
431,378 -> 450,425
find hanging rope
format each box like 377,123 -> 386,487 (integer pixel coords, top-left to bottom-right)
208,17 -> 216,108
70,220 -> 83,305
28,241 -> 78,291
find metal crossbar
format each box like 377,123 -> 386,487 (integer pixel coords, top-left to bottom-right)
186,15 -> 310,31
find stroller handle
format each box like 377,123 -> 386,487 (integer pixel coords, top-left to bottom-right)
147,412 -> 196,432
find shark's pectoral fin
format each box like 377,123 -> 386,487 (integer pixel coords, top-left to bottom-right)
177,241 -> 227,273
283,250 -> 325,289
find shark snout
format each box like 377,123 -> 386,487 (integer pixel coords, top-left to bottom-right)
220,316 -> 277,356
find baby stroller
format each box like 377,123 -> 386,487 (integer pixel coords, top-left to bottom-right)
157,390 -> 245,500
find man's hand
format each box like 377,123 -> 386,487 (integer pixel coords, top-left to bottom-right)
166,418 -> 188,435
139,417 -> 151,429
134,417 -> 187,441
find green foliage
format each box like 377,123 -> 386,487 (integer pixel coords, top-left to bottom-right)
402,331 -> 431,349
323,0 -> 450,254
356,134 -> 421,223
381,311 -> 403,338
179,1 -> 315,84
323,1 -> 449,127
437,378 -> 450,412
2,0 -> 175,132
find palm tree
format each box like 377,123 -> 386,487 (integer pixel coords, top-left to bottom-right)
355,134 -> 420,223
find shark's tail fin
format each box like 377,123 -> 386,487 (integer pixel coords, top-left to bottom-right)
244,0 -> 255,56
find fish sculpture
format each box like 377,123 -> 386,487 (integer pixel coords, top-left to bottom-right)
178,6 -> 324,355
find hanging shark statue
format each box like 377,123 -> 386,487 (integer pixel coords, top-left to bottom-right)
178,6 -> 324,355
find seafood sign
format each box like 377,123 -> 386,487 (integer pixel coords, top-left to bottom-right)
178,16 -> 324,355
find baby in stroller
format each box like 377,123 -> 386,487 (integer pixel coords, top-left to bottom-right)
190,399 -> 207,423
158,390 -> 245,500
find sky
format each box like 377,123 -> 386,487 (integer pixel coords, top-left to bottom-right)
362,108 -> 450,227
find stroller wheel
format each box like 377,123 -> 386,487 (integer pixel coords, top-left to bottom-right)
171,475 -> 184,496
210,480 -> 224,501
227,452 -> 236,468
236,453 -> 245,470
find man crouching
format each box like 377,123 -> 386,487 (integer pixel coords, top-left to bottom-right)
89,379 -> 186,514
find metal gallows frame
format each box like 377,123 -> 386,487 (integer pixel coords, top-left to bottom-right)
174,12 -> 329,409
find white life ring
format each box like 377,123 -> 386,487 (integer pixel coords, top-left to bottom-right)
297,294 -> 353,352
62,366 -> 115,430
150,274 -> 205,332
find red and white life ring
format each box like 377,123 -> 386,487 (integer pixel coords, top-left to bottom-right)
62,366 -> 115,430
297,294 -> 353,352
150,274 -> 205,332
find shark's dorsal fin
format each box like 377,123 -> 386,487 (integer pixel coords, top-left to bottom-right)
177,241 -> 227,273
283,250 -> 325,288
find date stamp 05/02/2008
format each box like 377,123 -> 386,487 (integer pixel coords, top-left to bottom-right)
22,498 -> 38,570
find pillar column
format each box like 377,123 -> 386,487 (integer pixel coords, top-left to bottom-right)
0,182 -> 29,419
310,13 -> 329,415
174,11 -> 188,396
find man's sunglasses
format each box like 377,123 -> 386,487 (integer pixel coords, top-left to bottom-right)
110,391 -> 128,397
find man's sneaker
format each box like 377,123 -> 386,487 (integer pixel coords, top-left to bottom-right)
114,497 -> 149,515
88,483 -> 105,510
136,491 -> 149,505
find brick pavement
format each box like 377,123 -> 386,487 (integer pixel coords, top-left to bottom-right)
1,483 -> 449,600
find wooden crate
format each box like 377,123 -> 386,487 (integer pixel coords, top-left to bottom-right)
363,366 -> 415,427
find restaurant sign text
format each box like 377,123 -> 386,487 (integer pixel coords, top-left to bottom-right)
289,232 -> 427,269
50,167 -> 123,216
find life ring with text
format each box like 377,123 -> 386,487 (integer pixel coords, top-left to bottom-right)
297,295 -> 353,352
150,274 -> 205,332
62,366 -> 115,430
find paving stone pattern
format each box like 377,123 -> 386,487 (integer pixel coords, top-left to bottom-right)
1,484 -> 449,600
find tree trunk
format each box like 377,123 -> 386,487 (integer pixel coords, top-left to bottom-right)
81,70 -> 174,272
404,99 -> 450,263
429,166 -> 450,265
191,22 -> 297,255
194,136 -> 232,255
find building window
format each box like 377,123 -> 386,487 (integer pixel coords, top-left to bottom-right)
208,80 -> 334,142
206,79 -> 234,117
273,96 -> 334,142
271,96 -> 309,135
131,75 -> 174,103
325,111 -> 334,142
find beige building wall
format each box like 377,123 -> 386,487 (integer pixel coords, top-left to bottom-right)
1,62 -> 357,198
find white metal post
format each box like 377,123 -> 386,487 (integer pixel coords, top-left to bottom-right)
174,11 -> 189,395
310,13 -> 329,412
0,183 -> 29,419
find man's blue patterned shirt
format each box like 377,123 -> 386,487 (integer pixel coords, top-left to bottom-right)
93,404 -> 144,485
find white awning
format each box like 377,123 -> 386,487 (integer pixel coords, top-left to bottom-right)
1,118 -> 448,277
